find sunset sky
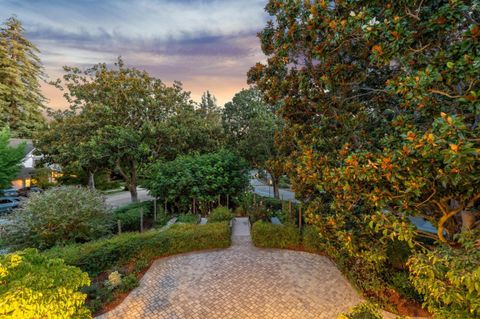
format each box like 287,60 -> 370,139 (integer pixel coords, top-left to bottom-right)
0,0 -> 269,108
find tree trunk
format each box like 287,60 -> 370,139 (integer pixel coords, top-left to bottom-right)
87,171 -> 95,190
129,162 -> 138,202
129,183 -> 138,202
271,175 -> 280,199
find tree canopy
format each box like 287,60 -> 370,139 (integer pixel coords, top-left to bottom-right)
0,127 -> 25,188
0,16 -> 45,137
249,1 -> 480,317
222,88 -> 285,198
144,150 -> 249,213
36,58 -> 224,201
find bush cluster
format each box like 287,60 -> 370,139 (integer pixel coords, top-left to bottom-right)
113,200 -> 168,232
208,206 -> 233,222
2,186 -> 113,250
338,302 -> 384,319
0,249 -> 91,318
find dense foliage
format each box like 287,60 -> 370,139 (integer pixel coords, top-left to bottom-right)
338,302 -> 384,319
2,186 -> 112,250
0,127 -> 25,188
222,88 -> 285,198
36,58 -> 223,198
0,16 -> 45,137
0,249 -> 90,318
208,206 -> 234,222
144,150 -> 249,213
249,1 -> 479,317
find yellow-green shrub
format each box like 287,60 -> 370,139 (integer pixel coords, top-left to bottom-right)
0,249 -> 90,318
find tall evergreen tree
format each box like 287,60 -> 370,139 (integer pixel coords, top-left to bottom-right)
0,16 -> 45,137
0,127 -> 25,188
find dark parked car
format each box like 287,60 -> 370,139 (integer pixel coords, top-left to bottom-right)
18,186 -> 43,197
1,187 -> 18,197
0,197 -> 20,213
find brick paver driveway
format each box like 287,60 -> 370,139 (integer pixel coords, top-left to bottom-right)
97,218 -> 362,319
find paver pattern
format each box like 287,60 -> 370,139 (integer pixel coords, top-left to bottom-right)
97,218 -> 363,319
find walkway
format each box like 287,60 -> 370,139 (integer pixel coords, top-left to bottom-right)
97,218 -> 362,319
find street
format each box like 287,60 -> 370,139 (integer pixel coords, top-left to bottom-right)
105,188 -> 153,208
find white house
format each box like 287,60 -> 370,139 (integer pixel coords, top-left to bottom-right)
8,139 -> 57,189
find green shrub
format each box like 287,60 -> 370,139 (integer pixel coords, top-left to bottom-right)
2,186 -> 113,250
209,206 -> 233,222
303,226 -> 325,253
115,208 -> 143,232
176,214 -> 200,224
248,206 -> 270,224
114,200 -> 155,217
388,271 -> 422,303
144,150 -> 249,214
338,302 -> 384,319
45,222 -> 231,276
251,221 -> 300,249
113,200 -> 168,232
261,197 -> 284,211
0,248 -> 91,318
386,240 -> 412,270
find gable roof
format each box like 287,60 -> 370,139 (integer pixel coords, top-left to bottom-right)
9,138 -> 35,155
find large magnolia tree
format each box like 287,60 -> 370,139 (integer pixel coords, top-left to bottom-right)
249,1 -> 479,317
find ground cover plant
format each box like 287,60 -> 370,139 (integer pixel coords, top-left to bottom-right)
176,213 -> 200,224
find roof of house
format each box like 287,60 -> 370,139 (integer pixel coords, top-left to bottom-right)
9,138 -> 34,155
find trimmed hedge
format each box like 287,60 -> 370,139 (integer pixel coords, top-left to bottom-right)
251,221 -> 300,249
303,226 -> 325,254
45,222 -> 231,276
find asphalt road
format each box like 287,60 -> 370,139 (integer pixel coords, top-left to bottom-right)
105,188 -> 153,208
249,177 -> 297,202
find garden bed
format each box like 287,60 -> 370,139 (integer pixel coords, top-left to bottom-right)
45,221 -> 231,315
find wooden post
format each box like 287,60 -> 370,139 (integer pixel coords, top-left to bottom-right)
289,201 -> 292,222
117,220 -> 122,234
164,199 -> 167,214
193,198 -> 196,215
140,208 -> 144,232
218,195 -> 221,206
154,198 -> 157,221
299,204 -> 302,230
